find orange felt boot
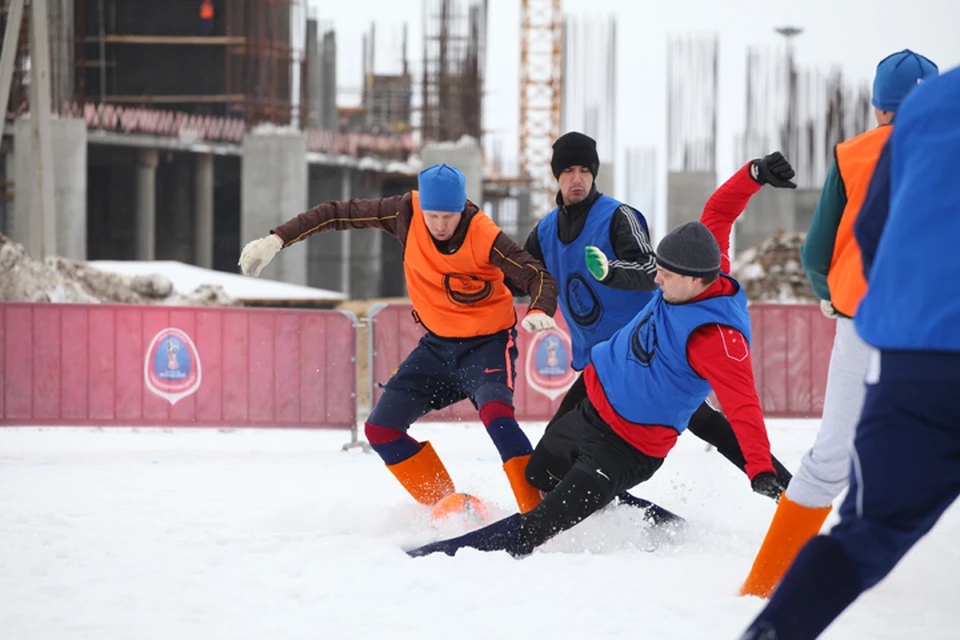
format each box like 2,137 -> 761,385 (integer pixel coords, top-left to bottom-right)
503,454 -> 543,513
739,494 -> 833,598
386,441 -> 456,506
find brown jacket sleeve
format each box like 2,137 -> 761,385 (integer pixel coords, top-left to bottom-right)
489,232 -> 558,317
270,193 -> 415,248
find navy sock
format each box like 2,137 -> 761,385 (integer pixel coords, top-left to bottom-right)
616,492 -> 686,526
480,402 -> 533,463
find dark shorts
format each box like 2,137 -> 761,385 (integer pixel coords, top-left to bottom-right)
517,398 -> 665,549
367,328 -> 518,431
526,398 -> 664,499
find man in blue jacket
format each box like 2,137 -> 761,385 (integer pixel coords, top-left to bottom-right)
519,132 -> 793,499
739,64 -> 960,640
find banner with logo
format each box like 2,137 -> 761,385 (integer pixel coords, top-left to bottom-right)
0,303 -> 357,428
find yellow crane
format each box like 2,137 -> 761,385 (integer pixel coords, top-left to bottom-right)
519,0 -> 562,218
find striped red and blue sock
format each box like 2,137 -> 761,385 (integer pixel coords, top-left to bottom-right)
364,422 -> 422,465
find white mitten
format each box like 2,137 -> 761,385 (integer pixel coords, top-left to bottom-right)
520,312 -> 557,333
820,299 -> 839,319
238,234 -> 283,276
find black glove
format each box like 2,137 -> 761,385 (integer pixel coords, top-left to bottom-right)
751,151 -> 797,189
751,471 -> 786,502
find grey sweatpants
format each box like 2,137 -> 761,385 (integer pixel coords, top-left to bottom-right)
785,317 -> 875,508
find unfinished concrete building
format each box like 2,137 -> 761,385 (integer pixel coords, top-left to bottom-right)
2,0 -> 420,298
735,40 -> 872,252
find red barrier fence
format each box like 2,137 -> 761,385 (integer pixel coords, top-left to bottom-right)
0,303 -> 357,428
748,304 -> 836,418
1,302 -> 835,428
369,303 -> 836,421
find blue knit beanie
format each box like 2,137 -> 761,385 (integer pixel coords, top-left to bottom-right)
418,164 -> 467,213
872,49 -> 938,112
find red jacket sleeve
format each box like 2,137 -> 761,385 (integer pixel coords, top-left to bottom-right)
700,162 -> 761,273
687,323 -> 775,480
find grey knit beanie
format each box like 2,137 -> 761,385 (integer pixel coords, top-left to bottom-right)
655,221 -> 721,278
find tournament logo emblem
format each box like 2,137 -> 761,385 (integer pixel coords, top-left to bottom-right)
144,328 -> 202,405
525,328 -> 577,400
628,311 -> 658,367
564,273 -> 602,330
444,272 -> 493,305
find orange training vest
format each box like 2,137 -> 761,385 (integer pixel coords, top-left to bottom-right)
404,191 -> 516,338
828,125 -> 892,317
200,1 -> 214,19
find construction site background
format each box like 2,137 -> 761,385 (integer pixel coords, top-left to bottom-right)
0,1 -> 884,307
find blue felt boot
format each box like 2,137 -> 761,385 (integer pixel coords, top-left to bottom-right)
407,514 -> 533,558
616,492 -> 686,527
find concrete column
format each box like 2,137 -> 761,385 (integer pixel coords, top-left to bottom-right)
736,188 -> 796,255
2,146 -> 13,236
515,189 -> 535,247
241,131 -> 308,285
319,30 -> 338,130
164,158 -> 193,262
733,187 -> 822,257
793,188 -> 822,237
194,153 -> 214,268
136,149 -> 158,261
12,116 -> 87,259
340,168 -> 351,297
350,226 -> 382,300
305,164 -> 344,291
347,173 -> 383,300
666,171 -> 716,232
51,118 -> 87,260
420,138 -> 483,206
595,163 -> 614,199
305,19 -> 319,129
11,118 -> 34,255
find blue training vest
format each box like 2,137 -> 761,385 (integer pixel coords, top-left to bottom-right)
856,67 -> 960,354
538,195 -> 656,370
590,275 -> 751,431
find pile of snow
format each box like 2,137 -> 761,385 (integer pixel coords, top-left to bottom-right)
0,232 -> 235,306
90,260 -> 346,304
731,230 -> 818,304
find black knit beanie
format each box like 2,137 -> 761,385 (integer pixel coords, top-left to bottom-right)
655,221 -> 721,278
551,132 -> 600,179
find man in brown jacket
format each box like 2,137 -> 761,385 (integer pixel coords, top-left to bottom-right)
239,164 -> 559,514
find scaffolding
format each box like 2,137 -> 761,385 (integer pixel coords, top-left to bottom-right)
360,22 -> 412,133
737,43 -> 871,189
518,0 -> 561,218
420,0 -> 486,143
72,0 -> 298,126
666,34 -> 719,173
561,15 -> 616,166
2,0 -> 69,118
1,0 -> 33,119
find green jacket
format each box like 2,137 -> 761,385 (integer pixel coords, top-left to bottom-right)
801,160 -> 847,301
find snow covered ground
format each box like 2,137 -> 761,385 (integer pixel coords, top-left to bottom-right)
2,420 -> 957,639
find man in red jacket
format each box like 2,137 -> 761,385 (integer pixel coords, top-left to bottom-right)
408,153 -> 794,558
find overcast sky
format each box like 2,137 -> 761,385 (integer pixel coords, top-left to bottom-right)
305,0 -> 960,227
